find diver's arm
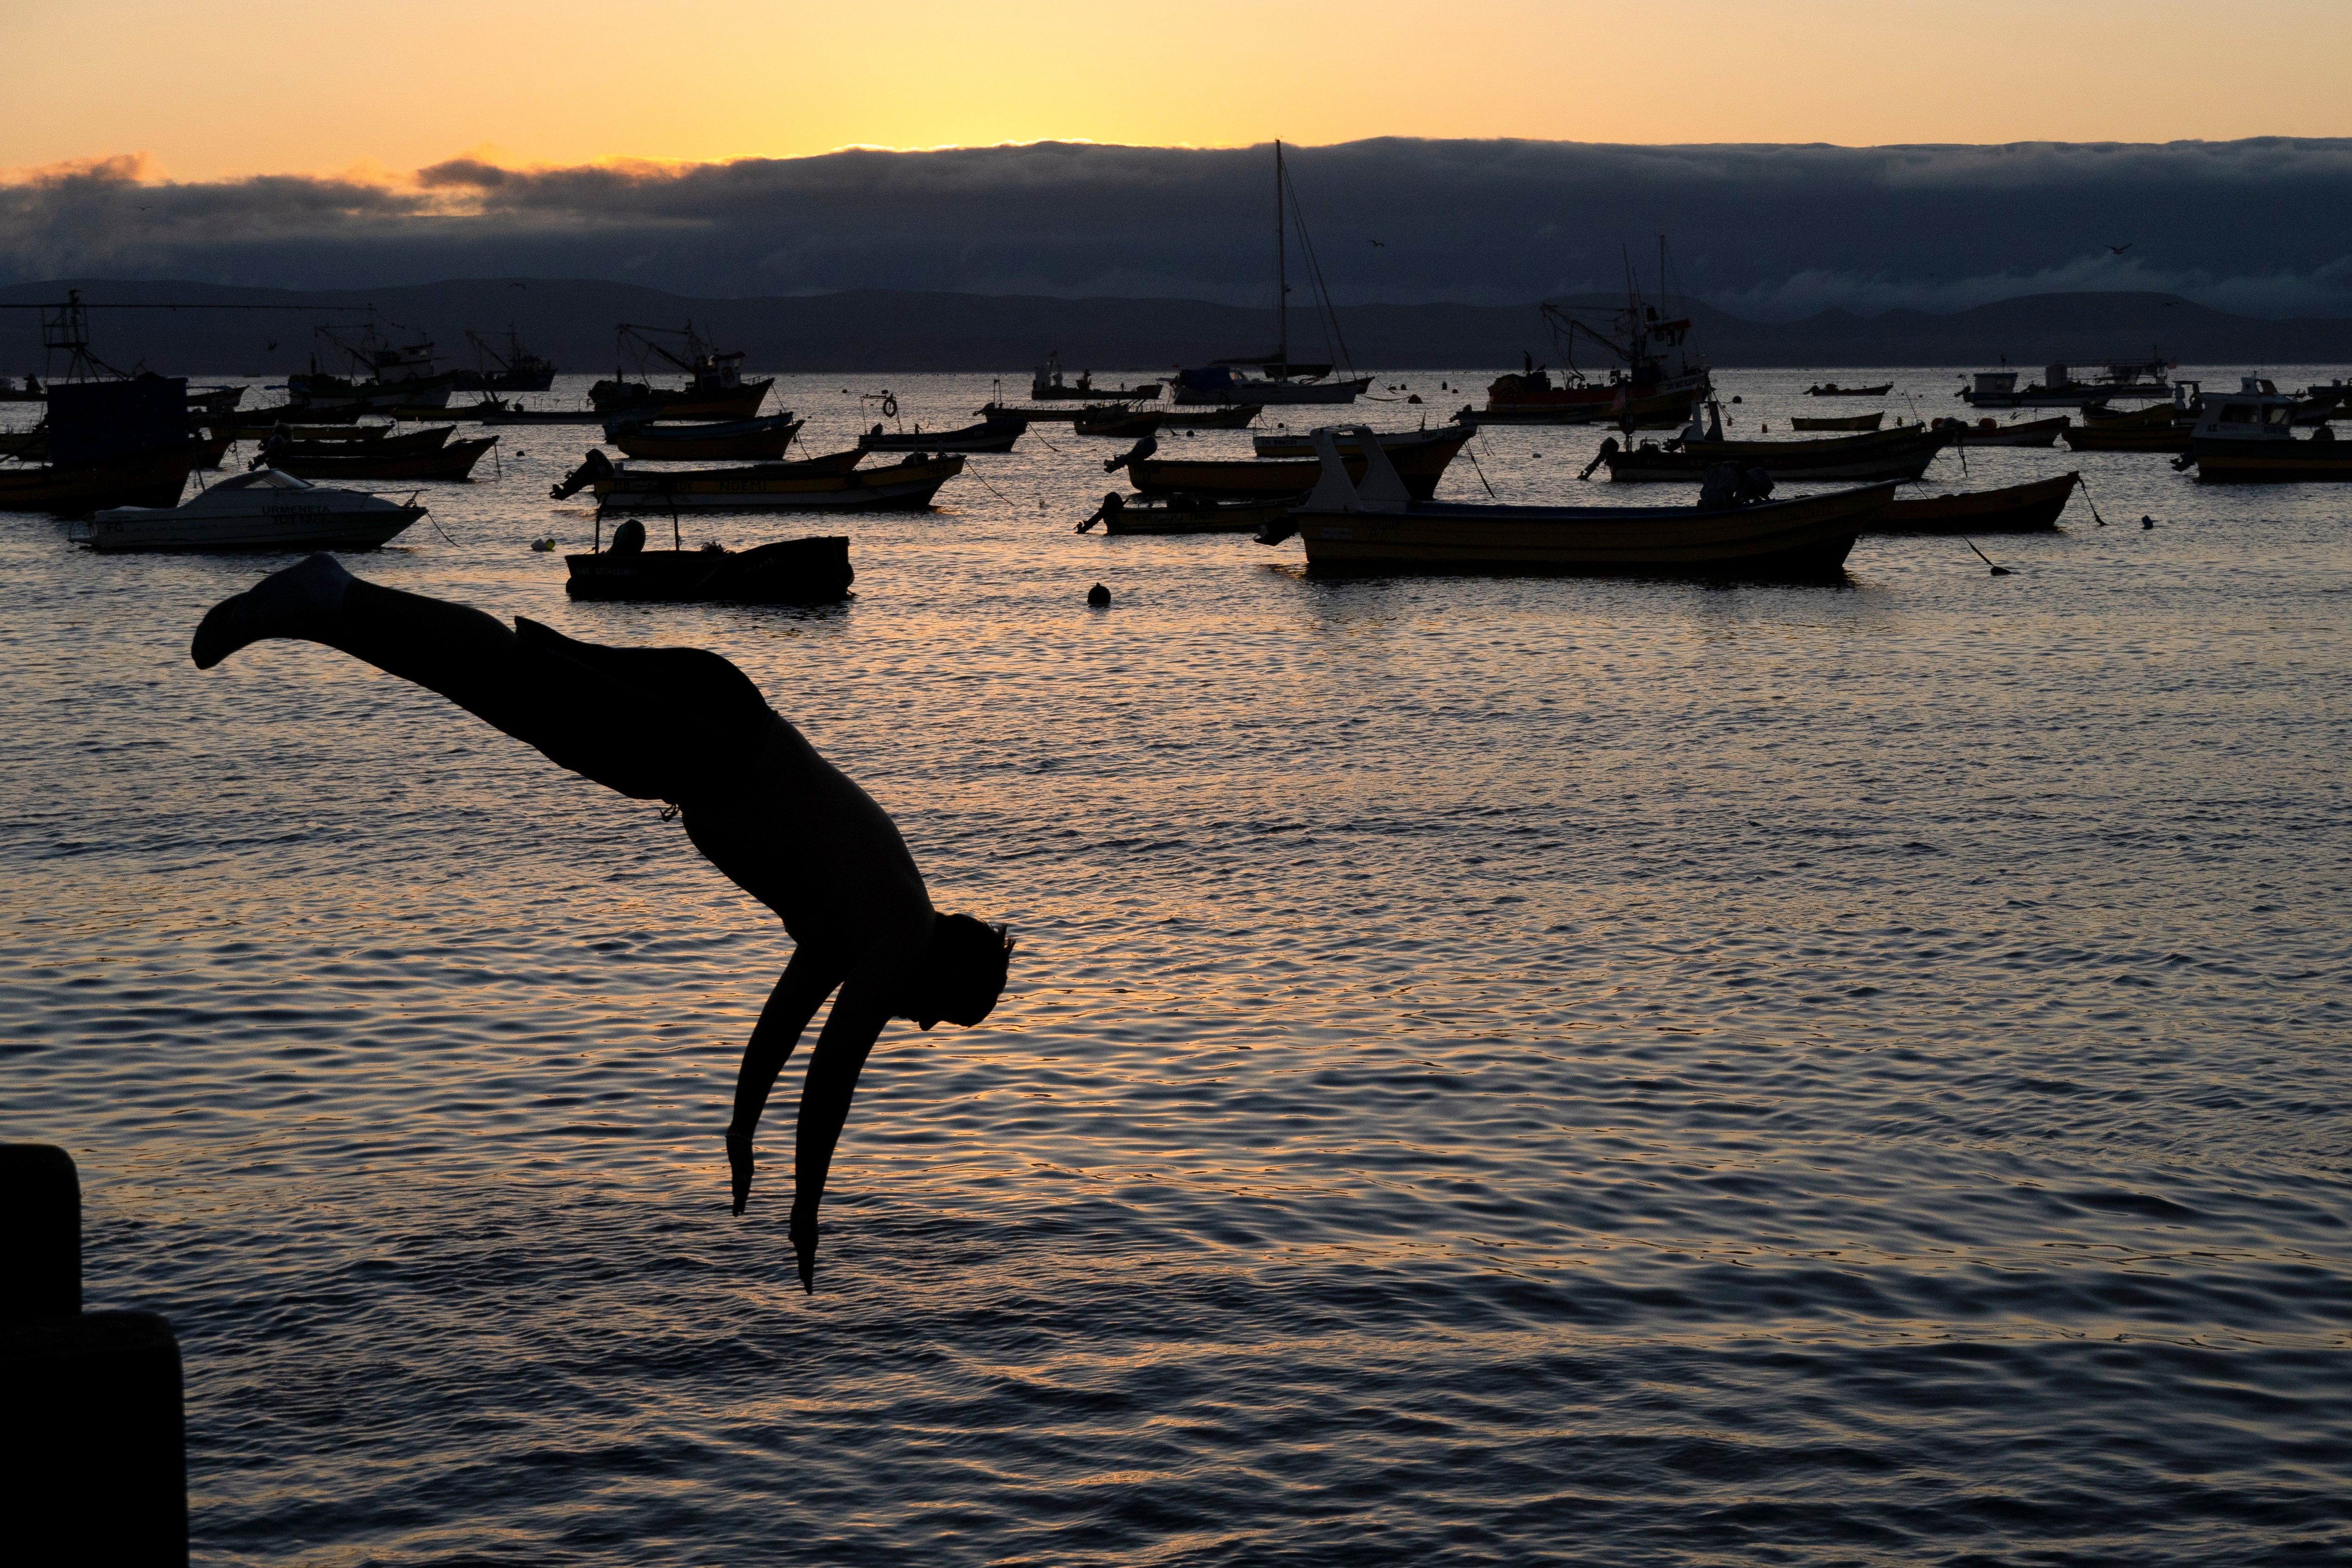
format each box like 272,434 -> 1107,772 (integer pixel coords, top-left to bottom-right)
787,977 -> 896,1292
726,947 -> 843,1214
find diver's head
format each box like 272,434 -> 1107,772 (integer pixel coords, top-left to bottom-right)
911,913 -> 1014,1030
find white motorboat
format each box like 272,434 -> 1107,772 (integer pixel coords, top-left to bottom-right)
75,469 -> 428,551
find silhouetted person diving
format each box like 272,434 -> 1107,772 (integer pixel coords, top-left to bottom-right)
190,553 -> 1013,1293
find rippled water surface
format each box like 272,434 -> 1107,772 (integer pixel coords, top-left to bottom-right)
5,368 -> 2349,1565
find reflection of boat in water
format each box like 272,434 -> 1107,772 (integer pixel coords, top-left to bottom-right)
1870,472 -> 2079,533
556,448 -> 962,510
1076,491 -> 1298,535
76,469 -> 427,551
1803,381 -> 1891,397
1269,425 -> 1892,578
1131,426 -> 1469,498
565,523 -> 853,603
1175,141 -> 1373,407
590,322 -> 773,420
1929,414 -> 2071,448
2178,375 -> 2352,482
605,413 -> 803,460
1028,355 -> 1161,402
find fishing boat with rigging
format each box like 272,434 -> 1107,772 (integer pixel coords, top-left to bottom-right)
1268,424 -> 1893,577
458,326 -> 557,392
1173,141 -> 1373,407
1027,356 -> 1162,402
288,316 -> 467,410
1478,251 -> 1712,425
589,322 -> 773,420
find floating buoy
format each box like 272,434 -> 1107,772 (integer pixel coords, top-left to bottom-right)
1086,582 -> 1111,607
1731,395 -> 1743,403
529,537 -> 557,552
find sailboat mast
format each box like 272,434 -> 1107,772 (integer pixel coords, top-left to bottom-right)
1275,139 -> 1288,368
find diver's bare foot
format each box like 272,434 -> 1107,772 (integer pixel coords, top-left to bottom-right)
191,553 -> 352,669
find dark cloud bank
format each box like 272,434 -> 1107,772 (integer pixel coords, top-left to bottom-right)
6,138 -> 2351,368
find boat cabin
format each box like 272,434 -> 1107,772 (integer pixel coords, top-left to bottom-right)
1970,370 -> 2019,398
2191,377 -> 2299,443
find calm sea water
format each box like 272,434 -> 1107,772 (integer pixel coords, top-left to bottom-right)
4,367 -> 2348,1566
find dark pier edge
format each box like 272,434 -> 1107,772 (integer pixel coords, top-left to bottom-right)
1,1143 -> 188,1566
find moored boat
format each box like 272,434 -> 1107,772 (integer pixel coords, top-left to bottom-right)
259,435 -> 498,481
1803,381 -> 1893,397
1072,408 -> 1165,438
1594,423 -> 1953,484
1791,411 -> 1883,432
1075,491 -> 1298,535
1956,367 -> 2117,410
566,450 -> 963,510
564,525 -> 853,603
75,469 -> 427,551
1,376 -> 199,514
1129,427 -> 1469,499
1269,425 -> 1892,577
1157,405 -> 1261,429
260,425 -> 454,460
1870,473 -> 2080,533
590,322 -> 772,419
0,443 -> 194,515
606,413 -> 803,460
977,402 -> 1137,423
858,419 -> 1023,453
1927,415 -> 2071,448
1250,425 -> 1463,459
2177,376 -> 2352,482
1028,355 -> 1162,402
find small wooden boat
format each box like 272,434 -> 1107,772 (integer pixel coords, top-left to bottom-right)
262,435 -> 498,481
607,414 -> 803,461
1870,472 -> 2079,533
1130,427 -> 1470,499
77,469 -> 427,551
186,386 -> 246,413
858,418 -> 1023,453
1029,355 -> 1162,402
1076,491 -> 1300,535
1157,405 -> 1260,429
0,444 -> 195,515
579,451 -> 963,511
1928,415 -> 2070,448
0,428 -> 47,459
1272,427 -> 1892,577
977,402 -> 1137,423
1599,425 -> 1952,483
1250,426 -> 1453,459
260,425 -> 454,460
1072,409 -> 1165,438
565,532 -> 853,603
1804,381 -> 1893,396
217,404 -> 366,434
2081,401 -> 2184,429
1790,411 -> 1883,432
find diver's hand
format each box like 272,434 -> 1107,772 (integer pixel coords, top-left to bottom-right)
726,1128 -> 753,1215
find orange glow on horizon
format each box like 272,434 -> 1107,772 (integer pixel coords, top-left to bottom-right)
6,0 -> 2349,186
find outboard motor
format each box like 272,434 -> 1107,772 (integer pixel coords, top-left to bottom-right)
1738,467 -> 1776,505
550,448 -> 615,500
1104,434 -> 1158,474
1697,461 -> 1743,511
609,518 -> 647,556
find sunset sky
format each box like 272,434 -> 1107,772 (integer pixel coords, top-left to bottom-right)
10,0 -> 2350,181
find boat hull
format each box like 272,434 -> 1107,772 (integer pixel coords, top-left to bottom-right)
1099,496 -> 1300,535
2188,439 -> 2352,482
0,445 -> 196,515
610,417 -> 804,460
564,536 -> 853,603
592,454 -> 963,510
859,421 -> 1022,453
590,380 -> 772,421
1791,412 -> 1884,431
1870,473 -> 2078,533
1209,376 -> 1374,406
1289,482 -> 1896,577
1803,384 -> 1892,397
79,503 -> 426,552
1071,411 -> 1166,438
1157,406 -> 1261,429
1131,433 -> 1468,499
1932,416 -> 2071,447
266,436 -> 498,480
1608,429 -> 1950,483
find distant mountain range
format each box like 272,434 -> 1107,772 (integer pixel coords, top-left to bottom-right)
3,279 -> 2347,376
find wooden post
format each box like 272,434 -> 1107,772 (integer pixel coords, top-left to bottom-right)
0,1145 -> 187,1565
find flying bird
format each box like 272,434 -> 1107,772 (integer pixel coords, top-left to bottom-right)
2107,243 -> 2135,255
1369,239 -> 1385,247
